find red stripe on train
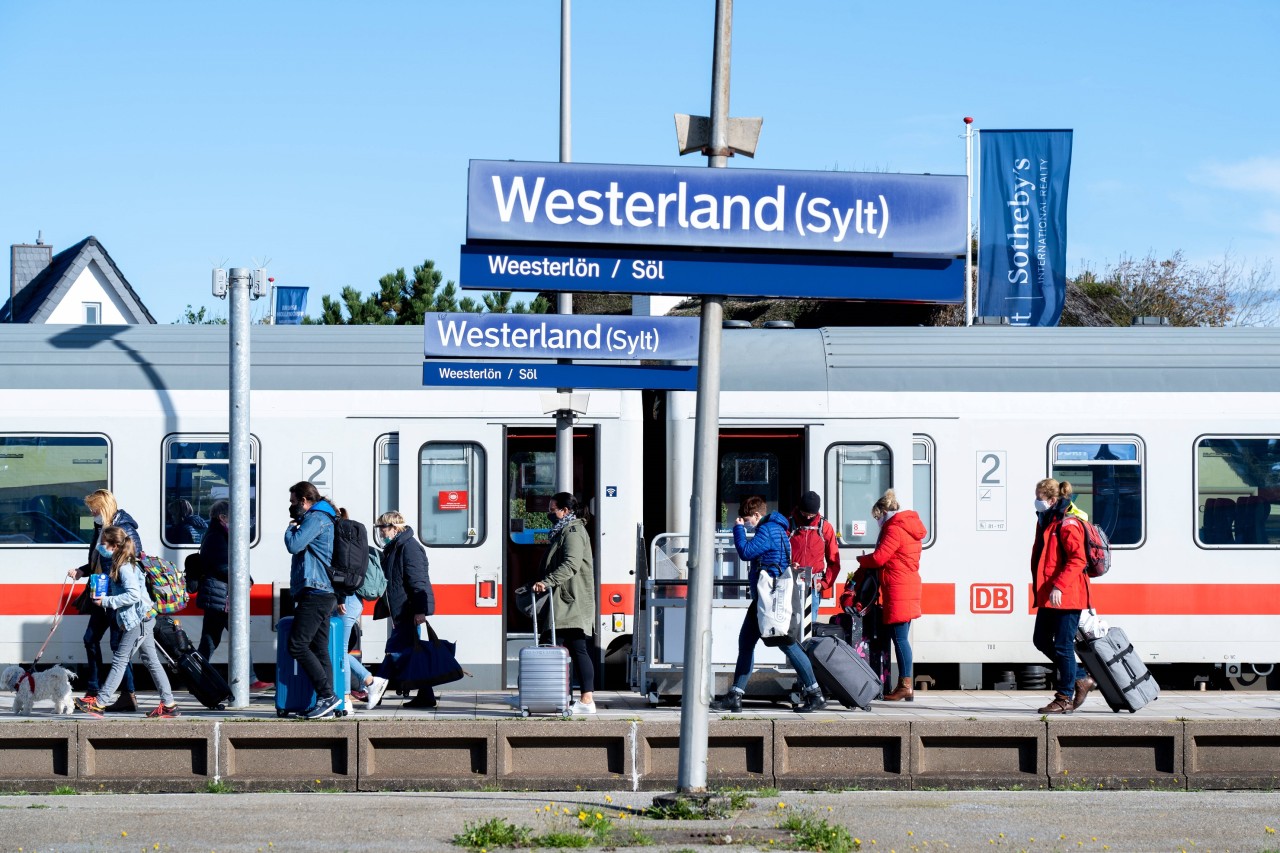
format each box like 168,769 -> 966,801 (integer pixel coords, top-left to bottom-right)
1025,583 -> 1280,615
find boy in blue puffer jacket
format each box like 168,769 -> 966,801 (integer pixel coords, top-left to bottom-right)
710,496 -> 827,714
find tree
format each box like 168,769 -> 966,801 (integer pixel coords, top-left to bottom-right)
177,304 -> 227,325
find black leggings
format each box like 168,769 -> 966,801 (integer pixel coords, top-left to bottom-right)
544,627 -> 595,698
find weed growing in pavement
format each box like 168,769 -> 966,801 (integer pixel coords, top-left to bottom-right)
453,816 -> 532,850
777,810 -> 857,853
623,829 -> 655,846
646,796 -> 734,820
755,786 -> 781,797
27,803 -> 50,809
205,780 -> 234,794
50,785 -> 77,795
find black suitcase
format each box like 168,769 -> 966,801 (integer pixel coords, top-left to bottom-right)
153,616 -> 233,710
802,634 -> 880,711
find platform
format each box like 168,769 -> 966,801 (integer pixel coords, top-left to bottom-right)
1,689 -> 1278,793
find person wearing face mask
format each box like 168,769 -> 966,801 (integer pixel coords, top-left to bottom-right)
195,500 -> 272,691
853,489 -> 927,702
373,511 -> 434,709
67,489 -> 141,711
1030,478 -> 1094,714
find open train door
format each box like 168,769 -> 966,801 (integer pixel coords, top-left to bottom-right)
394,421 -> 505,690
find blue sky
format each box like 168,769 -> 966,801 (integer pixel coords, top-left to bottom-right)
3,1 -> 1277,323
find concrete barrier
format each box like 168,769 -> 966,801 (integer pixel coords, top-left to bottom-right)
360,721 -> 496,791
911,719 -> 1047,790
219,721 -> 358,792
773,719 -> 911,790
1185,720 -> 1280,790
1047,719 -> 1183,790
497,720 -> 633,790
0,720 -> 77,792
635,720 -> 772,790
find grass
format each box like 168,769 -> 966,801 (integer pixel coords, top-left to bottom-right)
777,811 -> 857,853
453,817 -> 532,850
646,796 -> 732,820
50,785 -> 77,796
531,830 -> 591,848
205,780 -> 234,794
623,829 -> 655,846
27,804 -> 50,810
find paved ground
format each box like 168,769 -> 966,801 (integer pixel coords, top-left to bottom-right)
2,789 -> 1279,852
31,686 -> 1280,720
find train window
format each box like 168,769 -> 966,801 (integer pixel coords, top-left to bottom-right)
718,451 -> 779,530
375,434 -> 399,523
161,435 -> 259,548
0,435 -> 108,546
419,442 -> 485,546
508,449 -> 555,544
1050,437 -> 1143,547
913,436 -> 936,548
826,443 -> 891,547
1195,437 -> 1280,547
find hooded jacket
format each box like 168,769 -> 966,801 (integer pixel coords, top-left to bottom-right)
855,510 -> 927,624
197,517 -> 231,613
379,526 -> 434,624
284,499 -> 337,598
538,517 -> 596,634
733,511 -> 792,589
1031,497 -> 1089,609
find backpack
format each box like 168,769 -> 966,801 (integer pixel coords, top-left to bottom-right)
328,515 -> 371,596
791,513 -> 833,580
139,553 -> 189,614
355,547 -> 387,601
1062,516 -> 1112,578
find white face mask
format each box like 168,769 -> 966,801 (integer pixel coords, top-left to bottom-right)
875,515 -> 887,528
92,513 -> 104,525
1034,498 -> 1053,512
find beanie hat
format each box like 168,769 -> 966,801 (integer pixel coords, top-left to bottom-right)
800,490 -> 821,514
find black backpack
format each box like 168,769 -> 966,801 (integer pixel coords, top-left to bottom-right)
327,515 -> 371,596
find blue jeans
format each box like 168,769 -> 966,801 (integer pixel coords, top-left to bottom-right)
339,593 -> 372,690
83,606 -> 135,695
1033,608 -> 1082,697
729,600 -> 819,694
887,621 -> 913,680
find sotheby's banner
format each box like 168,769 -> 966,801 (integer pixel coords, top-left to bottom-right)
978,130 -> 1073,326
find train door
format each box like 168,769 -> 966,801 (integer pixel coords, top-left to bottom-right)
391,422 -> 505,689
716,428 -> 807,527
503,426 -> 598,687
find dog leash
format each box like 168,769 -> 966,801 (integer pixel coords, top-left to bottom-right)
28,573 -> 77,672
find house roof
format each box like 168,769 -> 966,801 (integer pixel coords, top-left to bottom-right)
0,236 -> 156,324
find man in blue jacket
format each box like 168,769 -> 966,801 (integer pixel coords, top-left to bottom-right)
709,495 -> 827,714
284,482 -> 340,719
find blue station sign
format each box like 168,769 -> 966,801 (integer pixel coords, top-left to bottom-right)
460,243 -> 964,302
424,313 -> 700,361
422,361 -> 698,390
467,160 -> 966,255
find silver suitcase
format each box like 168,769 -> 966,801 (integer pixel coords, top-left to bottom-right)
518,590 -> 571,717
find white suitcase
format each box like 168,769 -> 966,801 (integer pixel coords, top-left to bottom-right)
518,590 -> 571,716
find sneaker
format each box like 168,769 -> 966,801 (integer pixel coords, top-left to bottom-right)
249,681 -> 274,691
794,691 -> 828,714
365,677 -> 389,712
145,703 -> 181,719
75,696 -> 105,715
709,692 -> 743,713
569,700 -> 597,715
303,694 -> 342,720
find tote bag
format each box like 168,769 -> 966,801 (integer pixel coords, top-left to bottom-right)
383,621 -> 465,689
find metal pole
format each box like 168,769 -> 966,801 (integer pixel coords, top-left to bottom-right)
227,267 -> 252,708
677,0 -> 732,795
556,0 -> 574,496
965,118 -> 975,326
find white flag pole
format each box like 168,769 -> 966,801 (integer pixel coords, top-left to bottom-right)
964,116 -> 975,327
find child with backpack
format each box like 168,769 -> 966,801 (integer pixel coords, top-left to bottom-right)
74,526 -> 180,718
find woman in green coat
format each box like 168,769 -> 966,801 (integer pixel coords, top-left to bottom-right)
531,492 -> 597,714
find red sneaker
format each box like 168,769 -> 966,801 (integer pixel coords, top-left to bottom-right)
75,696 -> 105,715
249,681 -> 274,691
145,703 -> 181,719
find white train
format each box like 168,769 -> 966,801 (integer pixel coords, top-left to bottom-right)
2,322 -> 1278,692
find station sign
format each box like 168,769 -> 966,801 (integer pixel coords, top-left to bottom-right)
422,361 -> 698,390
467,160 -> 966,255
460,243 -> 964,301
424,313 -> 700,361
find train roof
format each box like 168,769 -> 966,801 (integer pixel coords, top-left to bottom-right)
0,323 -> 1278,393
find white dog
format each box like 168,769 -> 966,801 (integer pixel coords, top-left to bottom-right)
1,665 -> 77,716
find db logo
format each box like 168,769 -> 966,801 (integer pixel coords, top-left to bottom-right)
447,492 -> 459,502
970,584 -> 1014,614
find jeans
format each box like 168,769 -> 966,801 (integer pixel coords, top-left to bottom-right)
288,590 -> 336,700
339,593 -> 372,691
1032,608 -> 1082,697
99,617 -> 173,707
887,621 -> 913,679
384,620 -> 434,702
83,606 -> 135,695
729,600 -> 819,694
197,609 -> 258,678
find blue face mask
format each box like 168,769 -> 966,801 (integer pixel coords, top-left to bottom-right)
96,544 -> 113,559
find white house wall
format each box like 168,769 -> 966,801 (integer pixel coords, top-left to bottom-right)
43,261 -> 132,324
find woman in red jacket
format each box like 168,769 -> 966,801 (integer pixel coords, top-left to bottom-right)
1030,478 -> 1094,714
855,489 -> 927,702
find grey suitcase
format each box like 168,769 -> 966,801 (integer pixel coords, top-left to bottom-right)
802,634 -> 879,711
518,590 -> 571,717
1075,625 -> 1159,713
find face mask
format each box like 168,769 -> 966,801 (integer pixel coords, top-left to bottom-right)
96,544 -> 113,559
1034,499 -> 1053,512
875,515 -> 886,528
92,514 -> 104,525
382,533 -> 396,546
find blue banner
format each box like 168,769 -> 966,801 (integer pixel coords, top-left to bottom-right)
422,362 -> 698,390
273,287 -> 309,325
978,130 -> 1073,326
424,313 -> 699,361
468,160 -> 966,255
460,243 -> 964,302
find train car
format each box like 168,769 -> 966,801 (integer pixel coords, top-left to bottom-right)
0,324 -> 645,690
654,324 -> 1280,692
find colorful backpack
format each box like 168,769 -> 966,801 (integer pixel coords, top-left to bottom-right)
139,553 -> 190,614
1062,516 -> 1113,578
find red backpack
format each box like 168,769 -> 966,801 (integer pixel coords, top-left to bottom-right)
790,514 -> 834,581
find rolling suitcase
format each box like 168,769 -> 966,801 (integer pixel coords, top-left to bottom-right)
152,615 -> 233,710
1075,625 -> 1159,713
275,615 -> 349,718
802,633 -> 880,711
518,590 -> 571,717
